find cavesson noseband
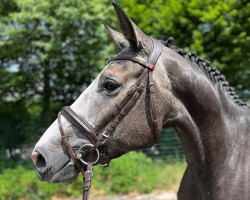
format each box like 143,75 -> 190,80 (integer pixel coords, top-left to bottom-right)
57,38 -> 163,200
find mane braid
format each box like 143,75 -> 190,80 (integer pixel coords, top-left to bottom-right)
163,37 -> 249,109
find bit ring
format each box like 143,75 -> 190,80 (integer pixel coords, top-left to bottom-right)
76,144 -> 100,166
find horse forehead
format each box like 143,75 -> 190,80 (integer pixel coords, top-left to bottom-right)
104,61 -> 141,81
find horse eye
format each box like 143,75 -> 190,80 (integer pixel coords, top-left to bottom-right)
103,80 -> 119,91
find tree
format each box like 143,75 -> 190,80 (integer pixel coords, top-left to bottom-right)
0,0 -> 115,146
120,0 -> 250,98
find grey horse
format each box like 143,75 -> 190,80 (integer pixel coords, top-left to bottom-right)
31,1 -> 250,199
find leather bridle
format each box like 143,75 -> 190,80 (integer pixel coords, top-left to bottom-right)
57,38 -> 163,200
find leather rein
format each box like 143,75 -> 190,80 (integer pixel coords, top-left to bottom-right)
57,38 -> 163,200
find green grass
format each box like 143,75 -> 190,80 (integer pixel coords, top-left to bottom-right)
153,159 -> 187,191
0,152 -> 186,199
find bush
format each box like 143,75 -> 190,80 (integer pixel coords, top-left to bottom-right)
92,152 -> 158,194
0,166 -> 69,200
153,159 -> 187,190
0,152 -> 186,199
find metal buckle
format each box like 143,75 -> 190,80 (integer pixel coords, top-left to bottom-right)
101,163 -> 109,167
76,144 -> 100,166
102,132 -> 109,138
85,169 -> 93,177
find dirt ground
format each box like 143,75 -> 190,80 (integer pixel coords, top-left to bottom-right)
91,190 -> 177,200
53,190 -> 177,200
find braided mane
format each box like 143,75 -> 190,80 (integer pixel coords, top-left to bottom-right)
163,37 -> 249,109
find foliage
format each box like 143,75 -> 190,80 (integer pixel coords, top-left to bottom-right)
120,0 -> 250,92
0,0 -> 116,147
153,158 -> 187,190
0,152 -> 186,199
93,152 -> 158,194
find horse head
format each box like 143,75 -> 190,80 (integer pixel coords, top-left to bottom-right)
31,1 -> 173,183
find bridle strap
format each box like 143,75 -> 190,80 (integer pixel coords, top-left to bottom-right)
57,38 -> 163,200
108,38 -> 163,142
61,107 -> 102,148
98,67 -> 149,142
148,39 -> 163,142
94,65 -> 149,133
58,111 -> 85,175
148,39 -> 163,68
148,71 -> 160,142
58,112 -> 94,200
83,162 -> 93,200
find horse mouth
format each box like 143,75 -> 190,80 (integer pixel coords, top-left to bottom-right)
36,161 -> 79,184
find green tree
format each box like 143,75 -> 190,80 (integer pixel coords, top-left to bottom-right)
0,0 -> 115,147
120,0 -> 250,96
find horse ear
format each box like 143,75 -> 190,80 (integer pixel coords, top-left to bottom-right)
103,23 -> 129,51
112,0 -> 143,50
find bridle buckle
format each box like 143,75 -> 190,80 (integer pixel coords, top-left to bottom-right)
102,132 -> 109,138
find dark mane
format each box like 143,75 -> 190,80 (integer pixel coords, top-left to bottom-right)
163,37 -> 249,109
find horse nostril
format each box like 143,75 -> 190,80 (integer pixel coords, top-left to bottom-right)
37,154 -> 46,168
31,150 -> 48,174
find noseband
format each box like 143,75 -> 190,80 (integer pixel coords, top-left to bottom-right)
57,38 -> 163,200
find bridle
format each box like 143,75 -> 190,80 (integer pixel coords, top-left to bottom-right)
57,38 -> 163,200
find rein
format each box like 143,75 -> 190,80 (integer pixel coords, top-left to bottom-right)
57,38 -> 163,200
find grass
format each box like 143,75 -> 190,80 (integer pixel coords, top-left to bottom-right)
153,159 -> 186,191
0,152 -> 186,199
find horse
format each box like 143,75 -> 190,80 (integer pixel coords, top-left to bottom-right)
31,1 -> 250,199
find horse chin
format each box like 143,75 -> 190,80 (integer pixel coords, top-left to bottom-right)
37,163 -> 79,184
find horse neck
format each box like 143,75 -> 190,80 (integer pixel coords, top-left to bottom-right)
162,49 -> 250,175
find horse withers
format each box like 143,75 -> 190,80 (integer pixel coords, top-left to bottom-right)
31,1 -> 250,200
